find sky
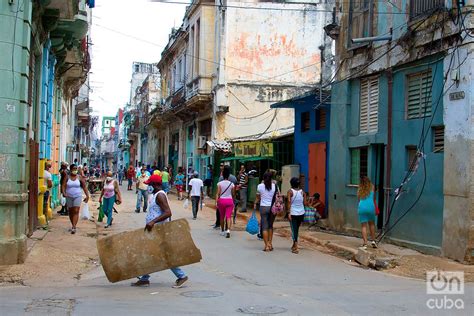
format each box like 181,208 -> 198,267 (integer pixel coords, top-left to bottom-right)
89,0 -> 187,118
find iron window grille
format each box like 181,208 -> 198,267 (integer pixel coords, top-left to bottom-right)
410,0 -> 445,20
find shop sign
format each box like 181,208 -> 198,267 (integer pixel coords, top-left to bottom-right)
234,141 -> 273,158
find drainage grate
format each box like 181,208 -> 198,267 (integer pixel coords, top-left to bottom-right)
237,305 -> 287,315
180,290 -> 224,298
25,299 -> 76,315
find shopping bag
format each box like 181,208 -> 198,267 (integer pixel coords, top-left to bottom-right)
81,203 -> 91,220
183,198 -> 189,209
60,195 -> 66,206
98,202 -> 104,222
303,207 -> 316,224
246,210 -> 259,235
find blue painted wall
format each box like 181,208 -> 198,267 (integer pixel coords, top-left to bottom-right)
328,57 -> 445,252
46,53 -> 56,160
388,58 -> 444,250
39,42 -> 50,159
292,95 -> 330,195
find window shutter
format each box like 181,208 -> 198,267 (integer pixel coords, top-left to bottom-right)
433,126 -> 444,153
360,76 -> 378,134
319,108 -> 327,130
350,149 -> 360,184
407,70 -> 432,119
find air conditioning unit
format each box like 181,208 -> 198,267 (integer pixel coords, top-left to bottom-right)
198,136 -> 207,149
217,105 -> 229,113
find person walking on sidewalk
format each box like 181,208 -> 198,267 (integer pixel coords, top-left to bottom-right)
131,174 -> 189,288
61,164 -> 90,234
204,164 -> 213,197
135,166 -> 150,213
254,172 -> 277,252
357,176 -> 377,250
126,165 -> 135,191
216,166 -> 235,238
161,167 -> 170,193
58,162 -> 69,216
118,165 -> 124,185
99,171 -> 122,228
237,164 -> 248,213
287,177 -> 306,254
175,168 -> 185,200
188,172 -> 204,220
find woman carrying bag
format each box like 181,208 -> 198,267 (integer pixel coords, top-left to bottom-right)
287,177 -> 306,254
254,172 -> 277,252
216,166 -> 235,238
99,171 -> 122,228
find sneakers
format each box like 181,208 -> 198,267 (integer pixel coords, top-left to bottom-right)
173,276 -> 188,288
360,244 -> 368,250
220,231 -> 226,236
226,230 -> 230,238
135,209 -> 140,213
131,279 -> 150,287
71,228 -> 76,235
371,240 -> 378,248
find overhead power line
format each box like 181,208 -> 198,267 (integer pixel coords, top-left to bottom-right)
149,0 -> 412,15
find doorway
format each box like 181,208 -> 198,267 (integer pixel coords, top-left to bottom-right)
374,144 -> 385,229
308,142 -> 327,215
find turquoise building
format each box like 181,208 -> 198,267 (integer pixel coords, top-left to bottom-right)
327,1 -> 474,262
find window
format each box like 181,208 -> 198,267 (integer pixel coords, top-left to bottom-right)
301,111 -> 310,132
315,108 -> 327,130
348,0 -> 373,47
433,126 -> 444,153
350,147 -> 368,184
410,0 -> 445,20
134,64 -> 139,73
406,146 -> 418,172
193,19 -> 200,78
360,76 -> 379,134
407,70 -> 432,119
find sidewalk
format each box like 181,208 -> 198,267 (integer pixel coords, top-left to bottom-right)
0,200 -> 100,287
195,195 -> 474,282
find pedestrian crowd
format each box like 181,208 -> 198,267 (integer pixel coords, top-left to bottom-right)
47,157 -> 378,289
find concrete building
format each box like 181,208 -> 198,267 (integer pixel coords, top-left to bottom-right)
0,0 -> 94,264
153,0 -> 332,178
121,62 -> 159,168
327,1 -> 474,262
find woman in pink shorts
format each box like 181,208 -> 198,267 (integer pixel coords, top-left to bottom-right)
216,166 -> 235,238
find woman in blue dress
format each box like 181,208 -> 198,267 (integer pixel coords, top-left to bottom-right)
357,176 -> 377,249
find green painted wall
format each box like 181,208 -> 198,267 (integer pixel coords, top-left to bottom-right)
0,0 -> 33,264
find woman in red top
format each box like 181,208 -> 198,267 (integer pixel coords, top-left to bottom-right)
126,165 -> 136,191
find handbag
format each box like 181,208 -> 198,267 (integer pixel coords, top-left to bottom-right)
97,202 -> 104,222
246,210 -> 259,235
304,207 -> 316,223
271,185 -> 284,215
373,194 -> 380,216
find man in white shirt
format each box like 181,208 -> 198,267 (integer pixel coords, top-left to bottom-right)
43,162 -> 53,223
187,172 -> 204,220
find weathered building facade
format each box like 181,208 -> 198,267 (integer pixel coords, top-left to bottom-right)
0,0 -> 94,264
328,0 -> 474,262
153,0 -> 333,177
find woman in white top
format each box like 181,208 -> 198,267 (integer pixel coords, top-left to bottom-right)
287,177 -> 307,254
216,166 -> 235,238
254,172 -> 277,252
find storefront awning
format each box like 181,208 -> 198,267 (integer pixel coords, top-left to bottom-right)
220,156 -> 244,161
206,140 -> 232,152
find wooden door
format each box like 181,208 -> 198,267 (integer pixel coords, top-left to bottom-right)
28,139 -> 39,236
308,142 -> 326,204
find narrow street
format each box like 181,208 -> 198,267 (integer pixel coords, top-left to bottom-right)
2,186 -> 471,315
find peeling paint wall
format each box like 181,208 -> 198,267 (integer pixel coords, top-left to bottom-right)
216,1 -> 332,139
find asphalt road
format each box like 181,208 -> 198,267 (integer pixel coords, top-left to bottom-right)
1,187 -> 472,315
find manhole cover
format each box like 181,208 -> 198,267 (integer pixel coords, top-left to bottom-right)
180,290 -> 224,298
237,305 -> 287,315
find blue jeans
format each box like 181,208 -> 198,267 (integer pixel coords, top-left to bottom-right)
139,267 -> 186,281
103,195 -> 115,226
136,189 -> 148,211
162,182 -> 169,193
